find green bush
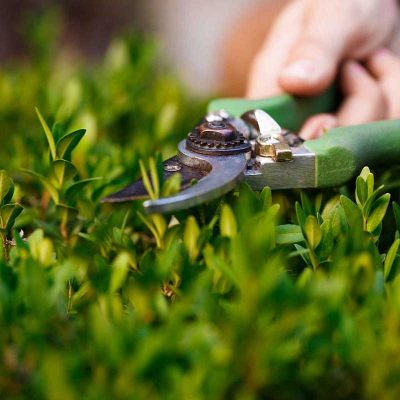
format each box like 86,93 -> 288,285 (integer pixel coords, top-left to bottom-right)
1,16 -> 400,400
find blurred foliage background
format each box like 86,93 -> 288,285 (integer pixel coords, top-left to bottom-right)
1,10 -> 400,400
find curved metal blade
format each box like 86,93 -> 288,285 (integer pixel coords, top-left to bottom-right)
101,155 -> 207,203
143,140 -> 247,214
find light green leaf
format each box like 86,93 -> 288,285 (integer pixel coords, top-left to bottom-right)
355,176 -> 368,207
316,219 -> 333,259
340,195 -> 363,228
363,185 -> 384,218
0,170 -> 11,204
161,173 -> 181,197
304,216 -> 322,249
260,186 -> 272,210
50,159 -> 77,189
22,168 -> 59,204
65,177 -> 102,203
139,159 -> 155,200
155,102 -> 178,139
0,203 -> 23,232
184,216 -> 200,261
384,239 -> 400,280
220,204 -> 237,238
276,224 -> 304,245
56,129 -> 86,159
110,252 -> 135,292
35,107 -> 56,160
149,157 -> 160,199
366,193 -> 391,233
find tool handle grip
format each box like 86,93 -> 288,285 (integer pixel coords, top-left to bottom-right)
208,86 -> 339,132
304,120 -> 400,187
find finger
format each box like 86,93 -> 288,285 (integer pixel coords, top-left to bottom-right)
298,113 -> 338,140
367,49 -> 400,118
337,61 -> 387,125
279,1 -> 371,96
246,1 -> 304,99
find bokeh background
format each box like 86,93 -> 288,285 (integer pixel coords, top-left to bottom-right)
0,0 -> 278,95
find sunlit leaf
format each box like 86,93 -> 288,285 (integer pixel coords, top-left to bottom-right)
366,193 -> 390,233
35,107 -> 56,160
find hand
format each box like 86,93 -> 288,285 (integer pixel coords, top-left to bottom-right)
246,0 -> 400,139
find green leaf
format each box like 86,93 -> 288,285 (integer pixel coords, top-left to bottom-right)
363,185 -> 384,218
184,216 -> 200,261
161,173 -> 181,197
316,219 -> 333,259
355,176 -> 368,207
366,193 -> 391,233
260,187 -> 272,210
340,195 -> 363,228
220,204 -> 237,238
149,157 -> 160,199
22,168 -> 59,204
110,252 -> 134,292
300,192 -> 313,215
155,102 -> 178,139
50,159 -> 77,189
393,202 -> 400,233
65,177 -> 102,203
304,216 -> 322,249
0,203 -> 23,232
276,224 -> 304,245
384,239 -> 400,280
139,159 -> 155,200
35,107 -> 56,160
0,170 -> 11,205
295,202 -> 306,229
56,129 -> 86,159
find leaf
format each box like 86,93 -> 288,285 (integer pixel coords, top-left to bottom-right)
363,185 -> 384,218
300,191 -> 313,215
35,107 -> 56,160
22,168 -> 59,204
384,239 -> 400,280
50,159 -> 77,189
295,202 -> 306,229
110,252 -> 134,292
139,159 -> 155,200
0,203 -> 23,232
155,102 -> 178,139
366,193 -> 391,233
304,216 -> 322,249
220,204 -> 237,238
184,216 -> 200,261
161,173 -> 181,197
0,170 -> 11,205
276,224 -> 304,245
260,187 -> 272,211
340,195 -> 363,228
65,177 -> 102,203
56,129 -> 86,159
393,202 -> 400,233
316,219 -> 333,259
149,157 -> 160,199
355,176 -> 368,207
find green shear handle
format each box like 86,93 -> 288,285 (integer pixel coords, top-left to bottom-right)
208,89 -> 400,188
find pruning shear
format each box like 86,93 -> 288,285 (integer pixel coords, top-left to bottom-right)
103,88 -> 400,213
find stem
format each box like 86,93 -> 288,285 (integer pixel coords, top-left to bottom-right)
0,232 -> 9,262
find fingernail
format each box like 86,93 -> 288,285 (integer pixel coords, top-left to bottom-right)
281,59 -> 321,82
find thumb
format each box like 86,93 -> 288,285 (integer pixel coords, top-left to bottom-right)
279,1 -> 356,95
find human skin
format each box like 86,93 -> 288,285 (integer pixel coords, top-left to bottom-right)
243,0 -> 400,139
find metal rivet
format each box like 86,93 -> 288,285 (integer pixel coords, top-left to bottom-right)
164,163 -> 182,172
